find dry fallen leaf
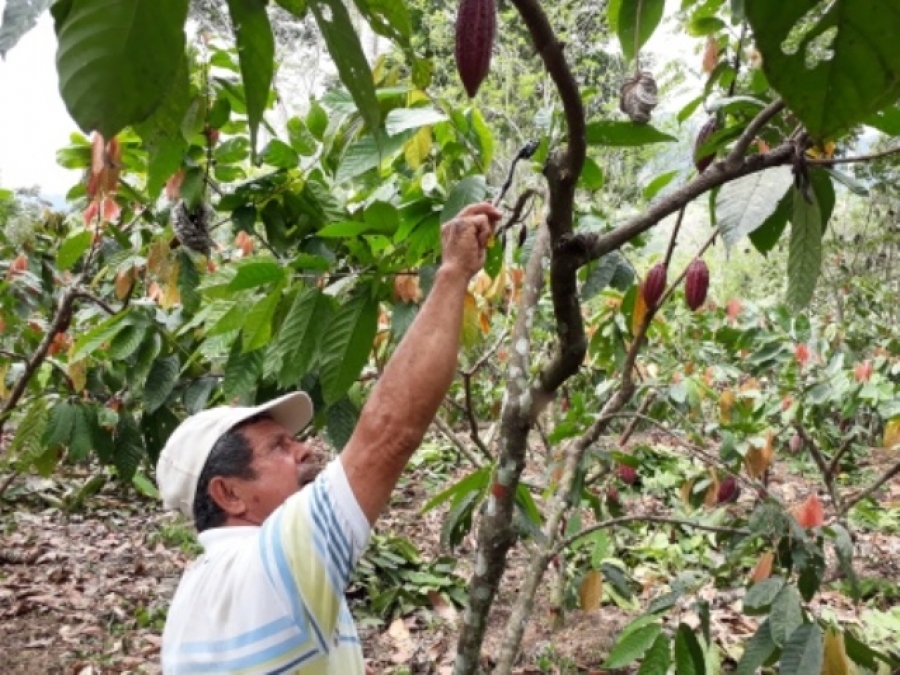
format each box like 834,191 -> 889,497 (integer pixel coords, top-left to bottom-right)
579,569 -> 604,611
750,552 -> 774,584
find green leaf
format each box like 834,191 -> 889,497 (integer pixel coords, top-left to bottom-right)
215,136 -> 252,164
260,139 -> 300,168
583,251 -> 628,300
746,2 -> 900,140
0,0 -> 53,57
638,634 -> 671,675
132,470 -> 160,499
226,0 -> 274,155
349,0 -> 411,46
605,624 -> 662,668
143,355 -> 180,413
770,585 -> 804,647
270,287 -> 334,387
440,175 -> 488,223
735,619 -> 777,675
72,311 -> 133,360
67,405 -> 93,461
287,116 -> 318,155
586,121 -> 676,146
183,377 -> 217,414
275,0 -> 307,17
780,624 -> 824,675
830,524 -> 860,602
319,293 -> 378,404
810,169 -> 835,228
177,250 -> 201,314
325,397 -> 359,451
864,105 -> 900,135
579,156 -> 604,191
643,170 -> 679,200
114,411 -> 143,482
823,167 -> 868,196
749,186 -> 792,255
242,285 -> 283,352
385,107 -> 448,136
786,187 -> 823,311
57,231 -> 92,271
132,331 -> 161,383
335,131 -> 409,184
43,401 -> 76,448
715,166 -> 794,250
227,260 -> 285,291
11,399 -> 49,470
222,338 -> 264,401
422,465 -> 492,513
744,576 -> 786,614
309,0 -> 379,134
674,623 -> 706,675
615,0 -> 665,64
54,0 -> 190,137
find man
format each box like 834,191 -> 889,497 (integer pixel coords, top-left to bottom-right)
155,202 -> 502,674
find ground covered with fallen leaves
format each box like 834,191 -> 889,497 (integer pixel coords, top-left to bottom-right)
3,438 -> 900,674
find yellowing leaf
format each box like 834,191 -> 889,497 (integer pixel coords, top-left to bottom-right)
114,268 -> 135,300
160,258 -> 181,310
704,469 -> 720,508
745,429 -> 775,479
631,286 -> 649,336
0,363 -> 8,399
67,359 -> 87,394
822,628 -> 850,675
461,292 -> 481,349
680,478 -> 695,506
579,570 -> 604,611
404,126 -> 433,170
883,417 -> 900,449
718,389 -> 735,424
750,552 -> 774,584
146,238 -> 171,276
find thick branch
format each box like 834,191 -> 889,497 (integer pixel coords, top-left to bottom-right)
569,142 -> 794,265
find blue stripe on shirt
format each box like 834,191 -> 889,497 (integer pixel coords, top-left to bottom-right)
173,633 -> 317,673
175,616 -> 297,656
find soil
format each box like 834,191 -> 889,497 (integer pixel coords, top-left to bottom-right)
2,437 -> 900,674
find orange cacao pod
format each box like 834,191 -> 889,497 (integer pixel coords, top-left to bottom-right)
454,0 -> 496,98
642,263 -> 667,308
694,116 -> 719,173
685,259 -> 709,311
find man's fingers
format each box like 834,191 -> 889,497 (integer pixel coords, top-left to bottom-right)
457,201 -> 503,223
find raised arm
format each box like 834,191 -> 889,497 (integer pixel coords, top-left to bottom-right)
340,202 -> 501,524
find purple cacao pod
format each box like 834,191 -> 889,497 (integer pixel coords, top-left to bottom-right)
642,263 -> 667,308
685,258 -> 709,311
454,0 -> 497,98
694,116 -> 719,173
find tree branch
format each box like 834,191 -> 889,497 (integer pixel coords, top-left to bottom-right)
432,415 -> 486,468
839,453 -> 900,516
807,144 -> 900,166
726,99 -> 786,166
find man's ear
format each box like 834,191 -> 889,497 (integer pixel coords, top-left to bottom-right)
208,476 -> 248,518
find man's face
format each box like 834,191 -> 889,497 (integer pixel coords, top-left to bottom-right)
234,417 -> 324,523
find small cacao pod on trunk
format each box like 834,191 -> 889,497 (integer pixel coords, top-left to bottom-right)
694,116 -> 719,173
173,200 -> 214,257
789,433 -> 802,454
642,263 -> 667,308
717,475 -> 740,504
454,0 -> 497,98
616,464 -> 638,485
684,258 -> 709,311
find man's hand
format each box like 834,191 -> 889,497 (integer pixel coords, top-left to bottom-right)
440,202 -> 503,279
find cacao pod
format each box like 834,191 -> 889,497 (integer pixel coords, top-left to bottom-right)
454,0 -> 497,98
684,258 -> 709,311
789,433 -> 802,454
642,263 -> 667,308
694,116 -> 719,173
173,200 -> 214,257
619,71 -> 659,124
616,464 -> 638,485
717,475 -> 740,504
606,486 -> 620,505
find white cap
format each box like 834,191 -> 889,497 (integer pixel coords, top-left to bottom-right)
155,391 -> 313,519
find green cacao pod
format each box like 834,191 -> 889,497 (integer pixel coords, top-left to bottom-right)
684,258 -> 709,311
642,262 -> 667,308
454,0 -> 496,98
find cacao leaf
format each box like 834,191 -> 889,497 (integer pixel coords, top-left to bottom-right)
270,287 -> 334,388
735,619 -> 777,675
335,131 -> 410,184
225,0 -> 274,156
309,0 -> 380,134
287,116 -> 318,155
260,139 -> 300,169
715,166 -> 794,250
143,355 -> 180,413
43,401 -> 76,448
242,285 -> 283,353
350,0 -> 411,46
441,175 -> 488,223
780,624 -> 824,675
222,337 -> 264,402
605,624 -> 662,669
385,107 -> 448,136
748,186 -> 792,255
67,404 -> 94,461
786,187 -> 823,311
830,524 -> 860,602
227,260 -> 285,291
674,623 -> 705,675
744,576 -> 785,614
319,293 -> 378,404
770,585 -> 804,647
114,411 -> 144,482
0,0 -> 52,57
275,0 -> 308,18
586,121 -> 676,146
637,634 -> 671,675
325,396 -> 359,451
57,230 -> 92,270
614,0 -> 665,64
53,0 -> 190,138
746,2 -> 900,140
750,551 -> 775,584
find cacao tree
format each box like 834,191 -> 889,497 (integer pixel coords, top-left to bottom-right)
1,0 -> 900,672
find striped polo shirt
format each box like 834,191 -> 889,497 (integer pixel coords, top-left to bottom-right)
161,459 -> 371,674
